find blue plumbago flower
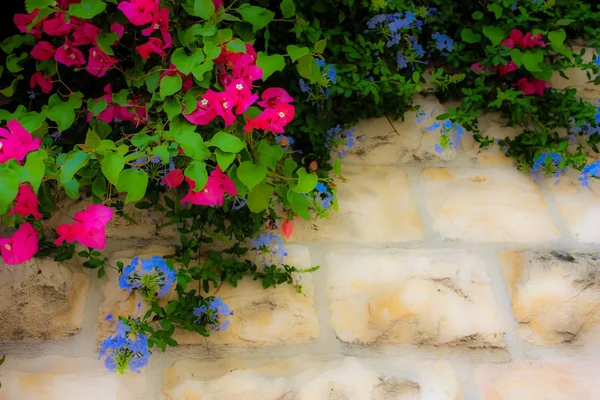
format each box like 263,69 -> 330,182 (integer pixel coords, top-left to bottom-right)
99,320 -> 150,374
397,53 -> 408,69
276,135 -> 295,147
427,120 -> 465,151
532,152 -> 563,172
314,182 -> 334,210
325,126 -> 361,157
408,36 -> 425,57
315,182 -> 327,193
27,89 -> 36,100
511,3 -> 517,11
580,160 -> 600,186
193,297 -> 234,331
105,314 -> 114,321
415,106 -> 435,123
595,55 -> 600,67
252,233 -> 288,266
299,79 -> 312,93
314,58 -> 337,84
231,197 -> 247,211
50,131 -> 62,141
431,32 -> 454,53
315,58 -> 326,68
118,256 -> 177,301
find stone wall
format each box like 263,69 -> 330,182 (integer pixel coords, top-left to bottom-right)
1,73 -> 600,399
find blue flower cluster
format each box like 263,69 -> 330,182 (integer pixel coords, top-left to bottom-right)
252,233 -> 288,266
325,125 -> 360,157
595,55 -> 600,66
119,256 -> 177,299
316,58 -> 337,84
315,182 -> 334,210
193,297 -> 234,331
569,106 -> 600,135
432,32 -> 454,52
532,151 -> 563,171
99,320 -> 150,374
580,160 -> 600,186
426,120 -> 465,152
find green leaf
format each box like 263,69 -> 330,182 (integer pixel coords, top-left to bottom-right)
483,26 -> 504,46
487,4 -> 502,19
0,75 -> 23,97
286,45 -> 310,62
191,60 -> 214,81
97,32 -> 118,56
257,140 -> 283,170
556,19 -> 575,26
26,0 -> 54,13
208,131 -> 245,153
522,51 -> 543,72
472,11 -> 484,20
175,131 -> 210,160
237,161 -> 267,191
282,157 -> 297,177
131,133 -> 158,150
1,35 -> 32,55
101,151 -> 125,186
160,75 -> 183,99
47,93 -> 83,133
6,53 -> 27,73
294,169 -> 318,193
0,106 -> 46,133
216,149 -> 236,171
256,52 -> 285,81
85,129 -> 101,150
510,48 -> 523,67
238,5 -> 275,32
88,97 -> 108,117
183,0 -> 214,19
164,97 -> 182,121
296,54 -> 320,82
68,0 -> 107,19
226,38 -> 246,53
59,151 -> 89,183
548,29 -> 568,56
247,182 -> 272,213
461,28 -> 482,44
152,145 -> 170,164
117,169 -> 148,204
287,191 -> 310,220
0,170 -> 18,211
184,161 -> 208,192
23,150 -> 47,191
333,158 -> 341,174
62,177 -> 80,200
314,39 -> 327,54
280,0 -> 295,18
92,175 -> 107,197
171,48 -> 205,75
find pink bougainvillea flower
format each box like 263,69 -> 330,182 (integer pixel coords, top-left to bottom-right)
232,54 -> 263,85
281,219 -> 294,239
225,79 -> 258,115
0,120 -> 41,164
163,168 -> 184,188
58,0 -> 82,9
515,77 -> 551,96
72,23 -> 100,46
245,103 -> 295,134
213,0 -> 224,11
496,60 -> 518,76
257,87 -> 294,109
118,0 -> 159,26
181,167 -> 237,207
110,22 -> 125,40
470,62 -> 485,75
55,40 -> 86,67
8,185 -> 43,219
30,41 -> 55,61
204,90 -> 237,126
183,95 -> 218,126
54,204 -> 114,249
136,37 -> 166,59
43,13 -> 77,37
531,78 -> 551,96
500,29 -> 524,49
141,8 -> 172,48
160,63 -> 192,91
87,47 -> 117,77
521,32 -> 546,49
14,10 -> 44,38
0,222 -> 39,265
30,72 -> 53,94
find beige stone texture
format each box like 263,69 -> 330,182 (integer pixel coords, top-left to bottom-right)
290,165 -> 423,243
461,113 -> 519,165
343,96 -> 454,165
551,46 -> 600,99
162,356 -> 461,400
97,245 -> 318,346
500,250 -> 600,345
0,258 -> 89,341
545,176 -> 600,243
474,356 -> 600,399
326,248 -> 505,347
421,168 -> 559,242
0,356 -> 144,400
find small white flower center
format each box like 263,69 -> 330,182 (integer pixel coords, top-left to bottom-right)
278,112 -> 285,118
63,45 -> 69,49
92,51 -> 97,57
154,23 -> 160,29
0,142 -> 3,150
222,102 -> 229,109
4,244 -> 11,251
203,188 -> 209,193
235,83 -> 243,90
70,54 -> 76,59
201,99 -> 208,106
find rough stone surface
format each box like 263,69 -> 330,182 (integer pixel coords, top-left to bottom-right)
290,166 -> 423,243
343,96 -> 454,165
0,258 -> 90,341
162,357 -> 461,399
326,249 -> 505,347
545,176 -> 600,243
500,250 -> 600,345
0,356 -> 144,400
551,46 -> 600,100
461,113 -> 519,165
97,245 -> 319,346
474,356 -> 600,399
421,168 -> 559,242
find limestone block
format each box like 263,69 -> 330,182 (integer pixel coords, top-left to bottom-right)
474,356 -> 600,399
500,250 -> 600,345
0,356 -> 144,400
97,245 -> 318,346
461,113 -> 519,165
326,248 -> 505,347
290,166 -> 423,243
0,258 -> 89,341
551,46 -> 600,99
545,176 -> 600,243
421,168 -> 559,242
162,356 -> 461,400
